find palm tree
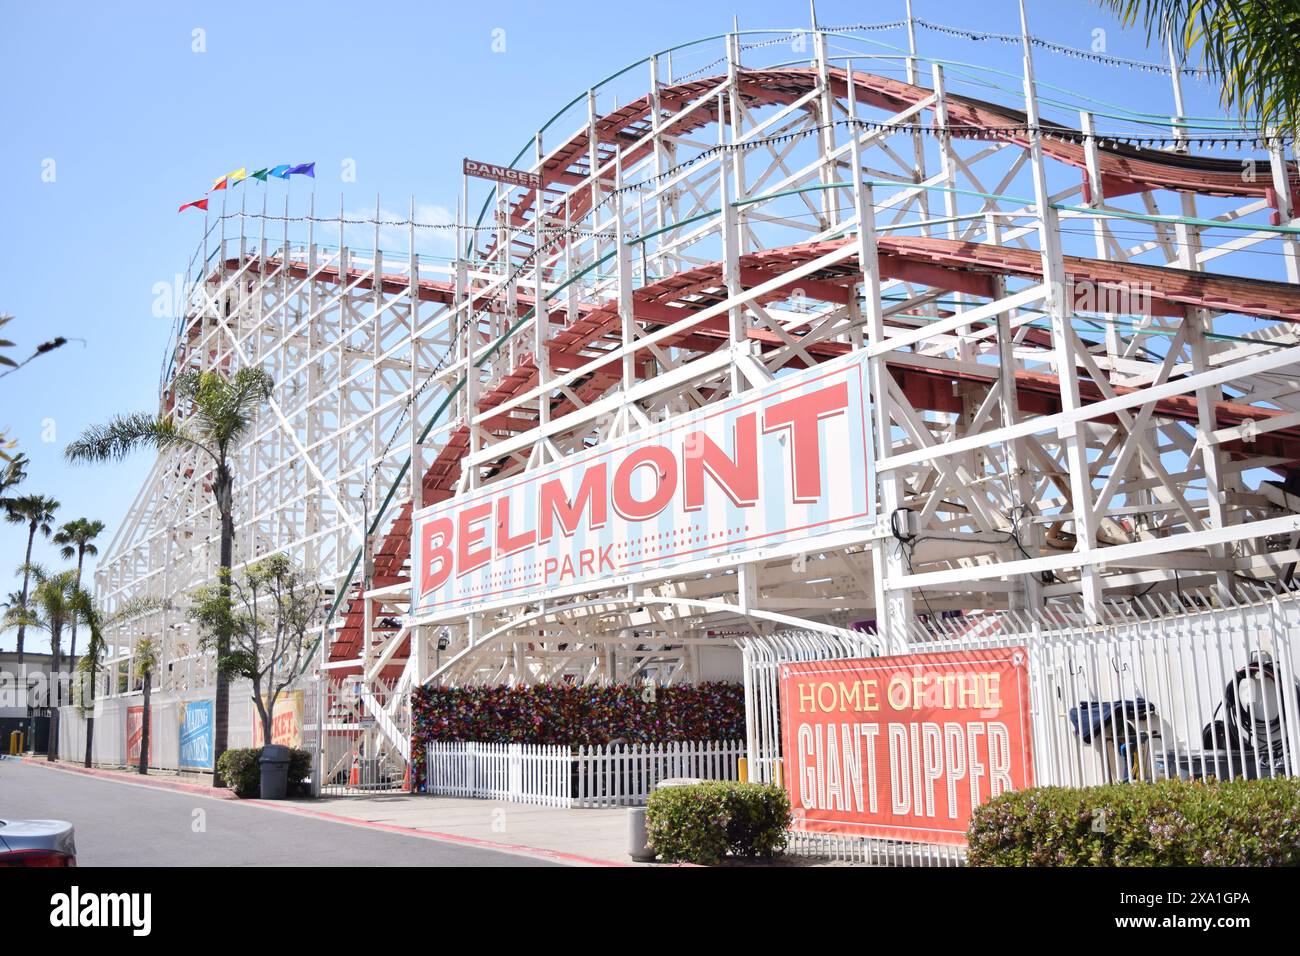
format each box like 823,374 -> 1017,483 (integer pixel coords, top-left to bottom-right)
132,636 -> 158,775
52,518 -> 105,665
76,601 -> 106,768
66,367 -> 273,784
4,494 -> 59,665
1097,1 -> 1300,133
1,589 -> 25,623
22,566 -> 80,761
0,452 -> 28,505
1,588 -> 35,695
73,594 -> 167,769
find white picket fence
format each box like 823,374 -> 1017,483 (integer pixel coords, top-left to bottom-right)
424,740 -> 745,808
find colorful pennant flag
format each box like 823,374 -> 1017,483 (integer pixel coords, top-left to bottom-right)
202,161 -> 313,204
178,198 -> 209,213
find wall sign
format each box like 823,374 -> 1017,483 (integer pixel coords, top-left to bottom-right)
178,699 -> 213,770
412,350 -> 874,618
126,705 -> 152,765
779,647 -> 1033,845
463,157 -> 542,190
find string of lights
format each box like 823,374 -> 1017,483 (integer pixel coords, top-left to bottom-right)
671,18 -> 1215,85
881,17 -> 1215,78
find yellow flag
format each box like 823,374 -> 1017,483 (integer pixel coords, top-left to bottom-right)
226,167 -> 247,185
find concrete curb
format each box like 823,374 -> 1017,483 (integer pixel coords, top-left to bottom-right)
18,756 -> 237,799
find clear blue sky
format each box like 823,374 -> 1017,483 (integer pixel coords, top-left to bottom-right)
0,0 -> 1236,652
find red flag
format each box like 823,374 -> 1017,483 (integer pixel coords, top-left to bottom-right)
178,198 -> 209,213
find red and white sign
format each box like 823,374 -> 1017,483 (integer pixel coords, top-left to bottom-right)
779,647 -> 1033,845
126,705 -> 152,765
412,350 -> 873,617
463,157 -> 542,190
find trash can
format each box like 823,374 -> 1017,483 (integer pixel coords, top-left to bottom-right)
627,807 -> 655,862
259,745 -> 292,800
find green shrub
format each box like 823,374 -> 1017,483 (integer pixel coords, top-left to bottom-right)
288,748 -> 312,792
215,747 -> 314,799
968,777 -> 1300,866
646,781 -> 791,865
216,748 -> 261,797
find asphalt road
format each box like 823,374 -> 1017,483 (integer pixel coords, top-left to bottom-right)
0,759 -> 559,867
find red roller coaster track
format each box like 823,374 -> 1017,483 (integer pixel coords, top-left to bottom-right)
192,68 -> 1300,666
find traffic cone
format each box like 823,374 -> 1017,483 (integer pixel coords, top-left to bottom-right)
402,763 -> 411,793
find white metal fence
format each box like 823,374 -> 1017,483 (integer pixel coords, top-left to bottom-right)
424,740 -> 745,808
743,591 -> 1300,866
315,676 -> 408,796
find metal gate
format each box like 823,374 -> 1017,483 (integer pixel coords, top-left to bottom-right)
305,676 -> 410,795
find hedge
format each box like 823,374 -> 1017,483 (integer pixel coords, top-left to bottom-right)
645,781 -> 791,865
410,682 -> 744,790
216,747 -> 314,799
968,777 -> 1300,866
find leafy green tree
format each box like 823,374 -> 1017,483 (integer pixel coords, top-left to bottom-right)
66,367 -> 273,784
1098,0 -> 1300,133
53,518 -> 105,665
190,553 -> 318,748
3,494 -> 59,665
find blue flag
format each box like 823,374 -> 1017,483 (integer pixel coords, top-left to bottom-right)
287,162 -> 315,178
269,164 -> 292,179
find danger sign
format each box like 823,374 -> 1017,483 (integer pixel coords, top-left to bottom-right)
411,349 -> 873,617
463,157 -> 542,190
779,647 -> 1033,845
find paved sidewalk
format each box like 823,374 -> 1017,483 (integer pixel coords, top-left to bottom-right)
283,793 -> 636,865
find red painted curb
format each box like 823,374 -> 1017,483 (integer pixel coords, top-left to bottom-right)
241,799 -> 631,867
18,756 -> 238,800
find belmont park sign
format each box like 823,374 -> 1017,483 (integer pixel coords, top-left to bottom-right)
411,350 -> 874,618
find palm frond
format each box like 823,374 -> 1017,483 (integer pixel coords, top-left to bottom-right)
4,493 -> 59,529
65,412 -> 213,465
1096,0 -> 1300,133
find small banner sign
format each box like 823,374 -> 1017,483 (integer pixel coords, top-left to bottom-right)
178,700 -> 214,770
779,647 -> 1033,846
250,690 -> 304,748
463,157 -> 542,190
126,705 -> 152,765
412,349 -> 874,617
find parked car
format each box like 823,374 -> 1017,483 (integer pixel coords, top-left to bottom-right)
0,819 -> 76,866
